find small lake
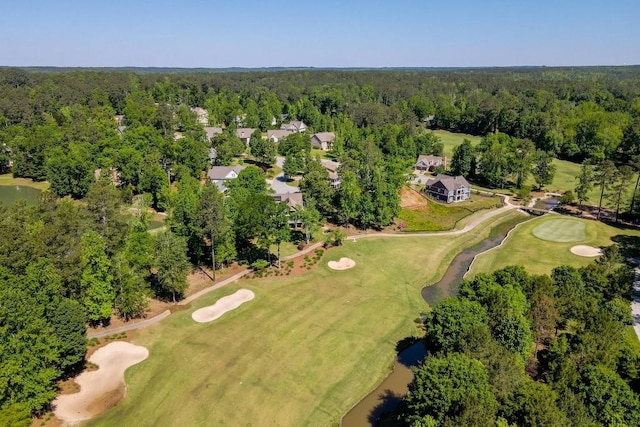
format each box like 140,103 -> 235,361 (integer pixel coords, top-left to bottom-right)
0,185 -> 41,205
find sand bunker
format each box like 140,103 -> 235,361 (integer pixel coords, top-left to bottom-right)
192,289 -> 255,323
328,257 -> 356,270
54,341 -> 149,425
571,245 -> 603,257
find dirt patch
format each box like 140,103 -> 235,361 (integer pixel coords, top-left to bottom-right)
53,342 -> 149,425
571,245 -> 603,257
328,257 -> 356,270
400,187 -> 428,208
192,289 -> 255,323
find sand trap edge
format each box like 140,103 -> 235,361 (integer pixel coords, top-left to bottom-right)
570,245 -> 603,257
328,257 -> 356,271
192,289 -> 255,323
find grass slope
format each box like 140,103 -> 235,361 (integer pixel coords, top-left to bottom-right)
88,210 -> 522,427
399,194 -> 503,231
430,130 -> 481,159
469,215 -> 640,276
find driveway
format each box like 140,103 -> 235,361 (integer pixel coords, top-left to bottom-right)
268,156 -> 300,194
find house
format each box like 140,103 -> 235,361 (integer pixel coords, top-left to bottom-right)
272,192 -> 304,212
424,174 -> 470,203
236,128 -> 256,145
206,165 -> 245,192
114,115 -> 125,126
267,129 -> 293,143
190,107 -> 209,125
280,120 -> 307,133
311,132 -> 335,151
415,155 -> 445,171
272,192 -> 304,226
204,126 -> 224,141
321,160 -> 341,188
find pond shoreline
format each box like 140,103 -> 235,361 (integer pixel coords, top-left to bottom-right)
340,213 -> 531,427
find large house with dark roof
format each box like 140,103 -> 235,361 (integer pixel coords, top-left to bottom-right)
424,174 -> 470,203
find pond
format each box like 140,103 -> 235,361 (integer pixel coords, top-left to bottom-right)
341,215 -> 528,427
0,185 -> 41,206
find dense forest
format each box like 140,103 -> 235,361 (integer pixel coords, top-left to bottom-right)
1,66 -> 640,423
394,250 -> 640,426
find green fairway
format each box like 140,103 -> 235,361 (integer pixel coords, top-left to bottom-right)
0,173 -> 50,191
430,130 -> 481,160
88,210 -> 523,427
469,215 -> 640,276
532,218 -> 587,242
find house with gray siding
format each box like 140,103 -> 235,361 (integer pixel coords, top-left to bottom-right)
424,174 -> 470,203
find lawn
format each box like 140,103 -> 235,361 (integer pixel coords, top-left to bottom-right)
430,129 -> 481,160
398,194 -> 503,231
0,173 -> 50,191
469,214 -> 640,276
87,210 -> 522,427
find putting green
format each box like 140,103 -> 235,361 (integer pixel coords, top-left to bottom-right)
532,219 -> 586,242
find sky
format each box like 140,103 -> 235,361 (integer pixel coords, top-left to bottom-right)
0,0 -> 638,68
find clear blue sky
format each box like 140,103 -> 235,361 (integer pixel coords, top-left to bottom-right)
1,0 -> 638,67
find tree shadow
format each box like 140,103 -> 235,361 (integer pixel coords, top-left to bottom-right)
367,389 -> 405,426
611,234 -> 640,259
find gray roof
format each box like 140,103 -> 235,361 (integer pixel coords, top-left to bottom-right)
272,192 -> 304,211
321,160 -> 340,172
267,129 -> 292,140
236,128 -> 255,139
312,132 -> 335,143
426,174 -> 470,192
280,121 -> 306,132
206,165 -> 245,181
204,127 -> 223,140
416,155 -> 444,165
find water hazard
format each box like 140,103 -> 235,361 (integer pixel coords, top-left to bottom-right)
341,216 -> 526,427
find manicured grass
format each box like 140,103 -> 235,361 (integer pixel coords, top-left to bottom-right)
469,215 -> 640,276
310,148 -> 330,160
532,218 -> 587,242
0,173 -> 50,191
88,210 -> 522,427
398,194 -> 503,231
430,129 -> 481,159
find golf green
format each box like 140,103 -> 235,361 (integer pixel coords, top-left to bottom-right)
532,219 -> 586,243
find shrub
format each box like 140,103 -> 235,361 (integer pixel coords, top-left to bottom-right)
251,259 -> 270,270
560,190 -> 575,204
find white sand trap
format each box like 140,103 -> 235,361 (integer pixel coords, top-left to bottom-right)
54,341 -> 149,425
192,289 -> 255,323
571,245 -> 603,257
328,257 -> 356,270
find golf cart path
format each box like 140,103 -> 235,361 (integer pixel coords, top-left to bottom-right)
631,262 -> 640,342
89,196 -> 519,338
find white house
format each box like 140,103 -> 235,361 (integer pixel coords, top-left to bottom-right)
236,128 -> 256,145
207,165 -> 246,192
311,132 -> 335,151
280,120 -> 307,133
